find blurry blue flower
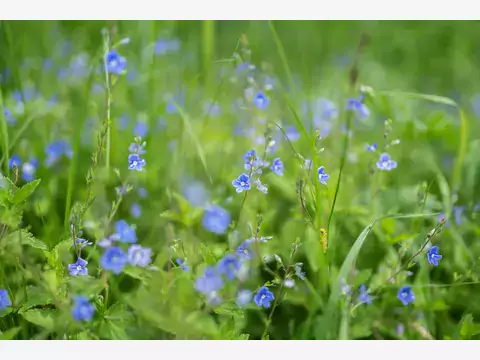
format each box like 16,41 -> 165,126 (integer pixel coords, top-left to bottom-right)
427,246 -> 442,267
8,154 -> 21,169
182,180 -> 209,207
72,295 -> 95,322
127,244 -> 152,267
176,258 -> 189,271
115,220 -> 137,243
376,153 -> 397,171
358,284 -> 372,305
91,83 -> 104,94
286,126 -> 300,142
154,38 -> 180,55
284,279 -> 295,288
295,263 -> 306,280
119,113 -> 130,130
471,93 -> 480,117
206,291 -> 223,306
217,254 -> 241,280
255,179 -> 268,194
254,286 -> 275,308
0,289 -> 11,310
106,49 -> 127,75
21,158 -> 39,182
204,101 -> 221,117
134,121 -> 148,138
341,279 -> 351,295
270,158 -> 284,176
101,246 -> 128,274
366,142 -> 378,152
236,240 -> 253,261
128,142 -> 146,155
195,266 -> 224,295
138,187 -> 147,198
3,106 -> 16,125
202,204 -> 231,235
128,153 -> 146,171
253,91 -> 270,110
43,58 -> 53,71
75,238 -> 93,249
98,234 -> 119,248
397,285 -> 415,306
244,149 -> 260,171
318,166 -> 329,185
232,173 -> 251,193
236,289 -> 253,307
347,98 -> 369,119
130,203 -> 142,218
453,206 -> 465,225
396,323 -> 405,336
68,257 -> 88,276
45,140 -> 73,167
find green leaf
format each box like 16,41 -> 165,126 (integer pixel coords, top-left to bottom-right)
20,286 -> 53,311
460,314 -> 480,339
3,229 -> 48,251
379,90 -> 458,108
20,309 -> 56,331
12,179 -> 41,204
0,327 -> 21,340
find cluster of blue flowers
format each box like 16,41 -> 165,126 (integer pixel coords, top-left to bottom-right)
0,288 -> 12,310
128,137 -> 147,172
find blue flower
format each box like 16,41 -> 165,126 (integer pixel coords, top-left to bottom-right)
295,263 -> 306,280
68,257 -> 88,276
115,220 -> 137,243
253,91 -> 270,110
397,285 -> 415,306
98,233 -> 119,248
358,284 -> 372,305
244,149 -> 259,171
106,49 -> 127,75
75,238 -> 93,249
318,166 -> 329,185
286,126 -> 300,142
127,245 -> 152,267
0,289 -> 12,310
255,179 -> 268,194
128,141 -> 147,155
176,258 -> 189,271
195,266 -> 224,295
130,203 -> 142,218
134,121 -> 148,138
346,98 -> 369,119
427,246 -> 442,267
236,289 -> 253,307
119,113 -> 130,130
21,158 -> 39,182
72,295 -> 95,322
100,246 -> 128,274
254,286 -> 275,308
182,180 -> 208,207
128,153 -> 146,171
3,106 -> 16,125
366,142 -> 377,152
203,101 -> 221,117
270,158 -> 284,176
232,173 -> 251,193
202,204 -> 231,235
376,153 -> 397,171
138,187 -> 147,198
45,140 -> 73,167
453,206 -> 465,225
8,154 -> 21,169
217,254 -> 241,280
236,240 -> 253,261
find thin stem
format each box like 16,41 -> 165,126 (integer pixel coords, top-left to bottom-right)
261,280 -> 285,339
103,29 -> 113,171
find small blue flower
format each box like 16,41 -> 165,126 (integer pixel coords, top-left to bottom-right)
100,246 -> 128,274
202,204 -> 231,235
358,284 -> 372,305
346,98 -> 369,119
182,180 -> 208,207
376,153 -> 397,171
72,295 -> 95,322
286,126 -> 300,142
244,149 -> 259,171
21,158 -> 39,182
130,203 -> 142,218
453,206 -> 465,226
366,142 -> 378,152
195,266 -> 224,295
115,220 -> 137,243
0,289 -> 12,310
3,106 -> 16,125
203,101 -> 221,117
253,91 -> 270,110
255,179 -> 268,194
295,263 -> 306,280
236,240 -> 253,261
128,142 -> 146,155
236,289 -> 253,307
127,244 -> 152,267
270,158 -> 284,176
8,154 -> 22,169
98,233 -> 119,248
119,113 -> 130,130
217,254 -> 241,280
134,121 -> 148,138
176,258 -> 189,271
128,153 -> 146,171
138,187 -> 147,198
397,285 -> 415,306
318,166 -> 329,185
427,246 -> 442,267
75,238 -> 93,249
254,286 -> 275,308
68,257 -> 88,276
232,173 -> 251,193
106,49 -> 127,75
45,140 -> 73,167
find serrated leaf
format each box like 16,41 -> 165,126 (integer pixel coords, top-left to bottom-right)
12,179 -> 41,204
20,286 -> 53,311
3,229 -> 48,251
20,309 -> 56,331
0,327 -> 20,340
105,302 -> 133,321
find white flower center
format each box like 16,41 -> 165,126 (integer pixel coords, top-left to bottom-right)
77,265 -> 82,271
240,181 -> 245,186
261,294 -> 265,299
